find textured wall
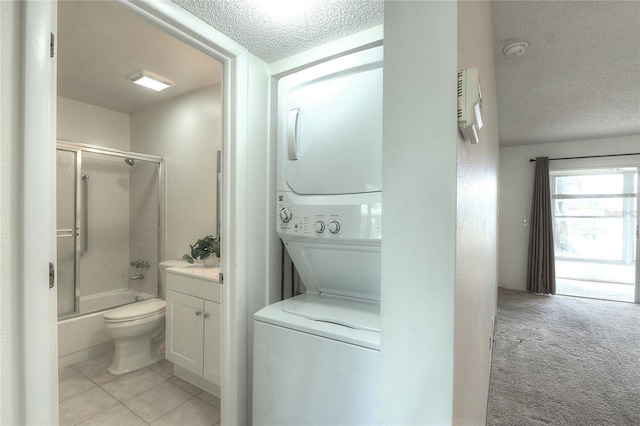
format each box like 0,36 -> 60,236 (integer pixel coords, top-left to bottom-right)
454,1 -> 500,424
381,2 -> 457,423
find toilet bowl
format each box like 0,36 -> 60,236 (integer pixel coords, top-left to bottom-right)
103,298 -> 166,376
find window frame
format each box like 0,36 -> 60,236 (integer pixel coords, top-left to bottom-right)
550,167 -> 637,265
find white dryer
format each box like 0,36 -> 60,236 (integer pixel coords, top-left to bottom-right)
253,46 -> 383,425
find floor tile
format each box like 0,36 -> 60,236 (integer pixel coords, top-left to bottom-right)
149,359 -> 174,378
72,352 -> 117,385
59,367 -> 98,402
151,397 -> 221,426
102,368 -> 167,402
197,391 -> 220,409
76,404 -> 147,426
168,376 -> 204,395
59,387 -> 119,426
59,366 -> 79,380
124,381 -> 192,423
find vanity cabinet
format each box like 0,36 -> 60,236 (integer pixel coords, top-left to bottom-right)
165,266 -> 221,394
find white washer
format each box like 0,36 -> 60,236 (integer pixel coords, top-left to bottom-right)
253,46 -> 383,425
253,293 -> 380,425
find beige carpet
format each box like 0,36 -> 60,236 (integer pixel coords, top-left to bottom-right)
486,288 -> 640,426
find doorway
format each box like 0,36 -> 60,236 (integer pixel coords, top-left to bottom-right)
56,1 -> 224,422
551,167 -> 639,303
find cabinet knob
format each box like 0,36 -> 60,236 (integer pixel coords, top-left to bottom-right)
195,310 -> 202,316
204,313 -> 210,319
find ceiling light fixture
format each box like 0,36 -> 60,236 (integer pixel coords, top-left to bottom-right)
503,42 -> 528,58
128,70 -> 174,91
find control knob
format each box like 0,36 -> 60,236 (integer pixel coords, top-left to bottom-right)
279,208 -> 292,223
315,221 -> 325,233
328,220 -> 340,234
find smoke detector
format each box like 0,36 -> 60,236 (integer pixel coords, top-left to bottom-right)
503,42 -> 528,58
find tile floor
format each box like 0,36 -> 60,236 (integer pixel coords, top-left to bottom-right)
59,352 -> 221,426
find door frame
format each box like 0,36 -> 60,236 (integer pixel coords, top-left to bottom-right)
24,1 -> 250,424
23,1 -> 58,423
636,167 -> 639,304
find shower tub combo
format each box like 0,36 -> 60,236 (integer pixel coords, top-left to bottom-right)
56,141 -> 163,367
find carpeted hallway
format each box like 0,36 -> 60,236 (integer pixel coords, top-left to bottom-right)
486,288 -> 640,426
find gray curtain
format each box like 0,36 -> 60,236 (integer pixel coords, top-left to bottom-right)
527,157 -> 556,294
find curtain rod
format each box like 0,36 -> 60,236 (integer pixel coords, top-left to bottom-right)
529,153 -> 640,162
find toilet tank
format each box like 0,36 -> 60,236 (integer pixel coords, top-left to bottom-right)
158,260 -> 191,299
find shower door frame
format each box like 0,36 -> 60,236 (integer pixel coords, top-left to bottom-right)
56,140 -> 164,319
56,144 -> 82,318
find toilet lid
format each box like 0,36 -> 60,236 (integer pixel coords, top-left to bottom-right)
104,298 -> 166,322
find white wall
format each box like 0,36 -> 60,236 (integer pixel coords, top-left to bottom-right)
0,1 -> 24,423
382,2 -> 458,423
57,96 -> 130,150
244,54 -> 271,424
454,1 -> 499,424
498,135 -> 640,291
130,85 -> 222,262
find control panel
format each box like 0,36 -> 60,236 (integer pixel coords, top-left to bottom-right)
276,191 -> 382,244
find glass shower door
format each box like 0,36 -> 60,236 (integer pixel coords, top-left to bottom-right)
56,148 -> 79,317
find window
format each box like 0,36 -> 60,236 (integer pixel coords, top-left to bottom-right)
551,168 -> 637,264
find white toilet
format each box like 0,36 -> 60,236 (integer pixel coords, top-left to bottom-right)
103,298 -> 166,375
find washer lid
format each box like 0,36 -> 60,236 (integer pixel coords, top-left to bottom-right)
283,294 -> 380,332
254,293 -> 381,350
103,298 -> 166,322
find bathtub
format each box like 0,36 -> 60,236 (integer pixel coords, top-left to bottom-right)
58,289 -> 156,367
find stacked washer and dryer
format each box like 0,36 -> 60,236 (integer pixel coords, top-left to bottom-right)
252,46 -> 383,425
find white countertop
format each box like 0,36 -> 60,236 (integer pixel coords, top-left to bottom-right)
167,265 -> 220,282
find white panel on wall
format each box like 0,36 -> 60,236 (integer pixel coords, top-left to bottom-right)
454,1 -> 500,423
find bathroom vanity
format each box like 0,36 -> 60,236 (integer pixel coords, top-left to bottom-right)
165,265 -> 221,396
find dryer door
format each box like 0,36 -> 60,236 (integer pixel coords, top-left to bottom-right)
279,47 -> 383,195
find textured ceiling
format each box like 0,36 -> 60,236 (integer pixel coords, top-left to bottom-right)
172,0 -> 384,63
57,1 -> 639,147
492,1 -> 640,146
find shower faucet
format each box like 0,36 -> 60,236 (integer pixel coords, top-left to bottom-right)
130,260 -> 150,268
130,274 -> 144,281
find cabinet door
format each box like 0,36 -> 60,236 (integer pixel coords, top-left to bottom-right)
166,291 -> 204,376
203,300 -> 221,385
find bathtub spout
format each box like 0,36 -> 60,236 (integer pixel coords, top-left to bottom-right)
130,273 -> 144,281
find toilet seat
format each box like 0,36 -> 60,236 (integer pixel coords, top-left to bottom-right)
104,298 -> 166,323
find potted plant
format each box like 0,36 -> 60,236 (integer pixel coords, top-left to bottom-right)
182,235 -> 220,267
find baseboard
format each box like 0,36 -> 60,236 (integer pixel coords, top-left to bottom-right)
58,340 -> 114,368
173,364 -> 220,398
